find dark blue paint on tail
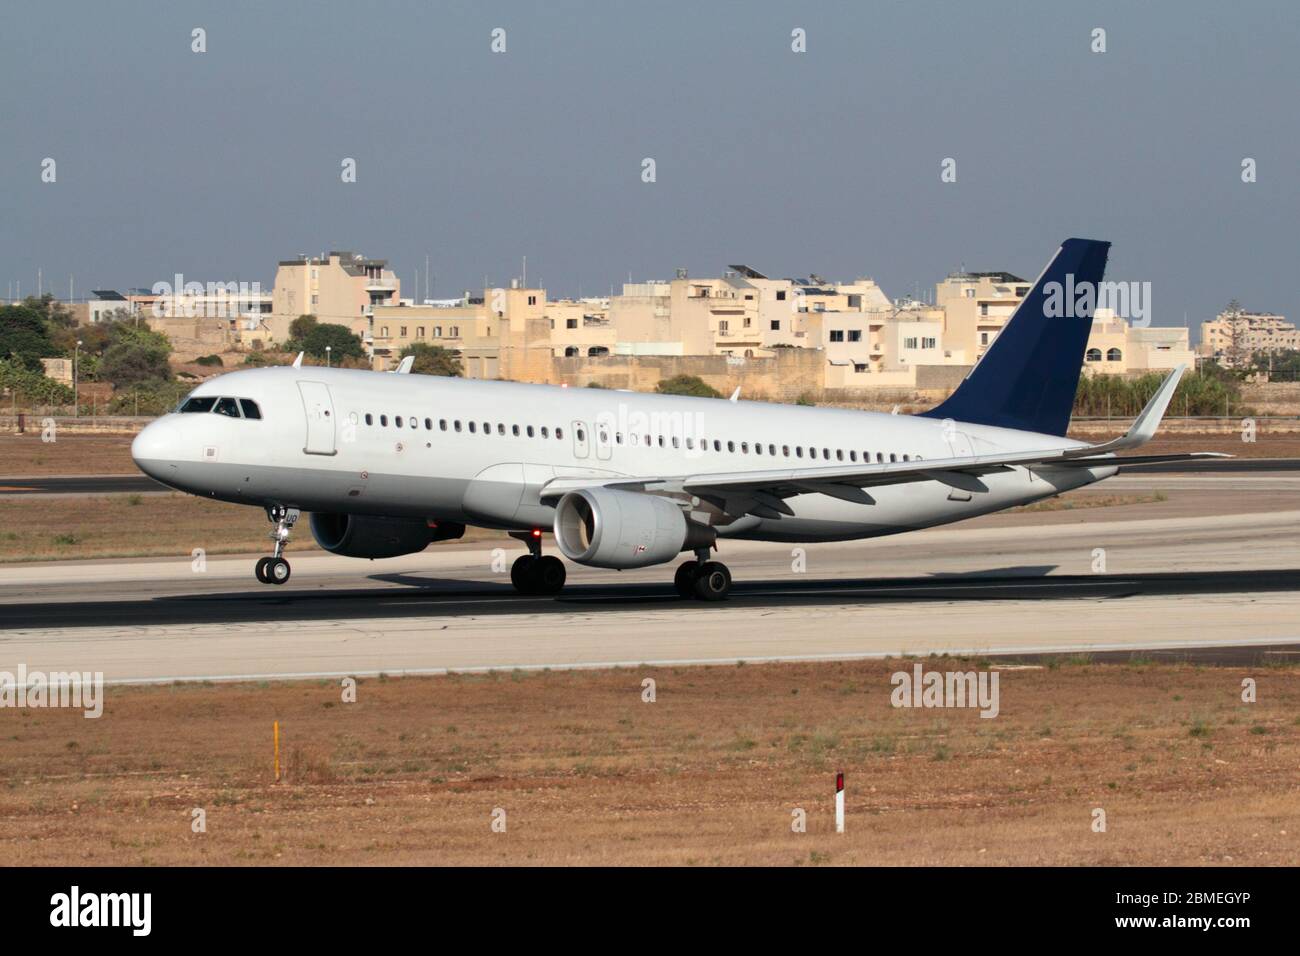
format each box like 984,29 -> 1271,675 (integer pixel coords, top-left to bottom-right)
920,237 -> 1111,437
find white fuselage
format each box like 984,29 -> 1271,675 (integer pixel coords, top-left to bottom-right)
131,366 -> 1115,544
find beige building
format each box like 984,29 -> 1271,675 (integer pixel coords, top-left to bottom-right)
365,284 -> 615,378
270,251 -> 401,344
935,270 -> 1033,362
1198,305 -> 1297,367
1083,310 -> 1194,375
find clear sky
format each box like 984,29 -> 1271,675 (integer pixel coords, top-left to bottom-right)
3,0 -> 1297,333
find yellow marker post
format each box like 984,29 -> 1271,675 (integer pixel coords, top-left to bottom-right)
273,720 -> 281,783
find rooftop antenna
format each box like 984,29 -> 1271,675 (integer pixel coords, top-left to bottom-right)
522,255 -> 527,288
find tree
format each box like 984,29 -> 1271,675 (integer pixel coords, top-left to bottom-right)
288,314 -> 319,344
301,323 -> 365,361
399,341 -> 463,376
99,320 -> 173,389
655,374 -> 722,398
0,303 -> 57,371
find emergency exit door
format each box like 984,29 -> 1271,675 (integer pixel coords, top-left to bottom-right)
298,381 -> 337,455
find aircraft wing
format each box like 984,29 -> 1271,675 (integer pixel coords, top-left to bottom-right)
537,364 -> 1223,520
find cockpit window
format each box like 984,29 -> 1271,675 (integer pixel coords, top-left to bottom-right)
179,396 -> 217,413
213,397 -> 242,418
239,399 -> 262,420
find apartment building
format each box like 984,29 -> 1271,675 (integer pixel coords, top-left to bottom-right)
1084,309 -> 1194,375
1198,305 -> 1298,367
270,251 -> 401,343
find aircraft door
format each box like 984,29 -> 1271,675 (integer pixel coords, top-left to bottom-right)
571,420 -> 590,459
298,381 -> 337,455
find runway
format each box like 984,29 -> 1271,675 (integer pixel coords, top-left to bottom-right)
2,475 -> 1298,683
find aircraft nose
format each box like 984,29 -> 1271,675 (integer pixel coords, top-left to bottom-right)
131,418 -> 174,480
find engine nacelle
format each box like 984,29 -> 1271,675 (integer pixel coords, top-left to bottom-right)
309,513 -> 464,559
553,487 -> 714,569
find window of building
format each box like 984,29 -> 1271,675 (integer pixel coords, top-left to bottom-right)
776,290 -> 786,301
770,320 -> 780,331
400,326 -> 407,337
979,303 -> 989,316
417,327 -> 425,338
566,318 -> 578,329
528,295 -> 537,305
848,330 -> 861,342
380,326 -> 389,337
853,363 -> 868,373
905,337 -> 918,349
1107,347 -> 1123,361
1086,348 -> 1102,362
829,330 -> 844,342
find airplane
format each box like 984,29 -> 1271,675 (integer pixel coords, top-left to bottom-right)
131,238 -> 1222,600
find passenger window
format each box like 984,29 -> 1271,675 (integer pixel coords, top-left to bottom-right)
380,415 -> 389,427
768,444 -> 776,456
512,425 -> 520,436
836,450 -> 844,461
482,422 -> 490,434
454,420 -> 462,432
796,447 -> 803,458
576,428 -> 585,442
365,413 -> 374,426
410,417 -> 418,429
469,422 -> 476,433
498,423 -> 505,435
180,396 -> 217,414
556,427 -> 563,440
214,397 -> 241,418
783,445 -> 790,457
395,416 -> 403,428
440,419 -> 447,430
239,399 -> 262,420
686,437 -> 694,450
672,436 -> 679,449
741,442 -> 748,453
809,448 -> 817,459
424,418 -> 432,430
889,453 -> 897,462
713,440 -> 721,452
850,451 -> 857,462
527,426 -> 535,437
754,443 -> 762,455
541,427 -> 549,438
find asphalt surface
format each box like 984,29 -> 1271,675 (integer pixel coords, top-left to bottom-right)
1,567 -> 1297,632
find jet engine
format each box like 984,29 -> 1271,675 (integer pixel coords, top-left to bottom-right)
309,513 -> 464,559
553,487 -> 714,569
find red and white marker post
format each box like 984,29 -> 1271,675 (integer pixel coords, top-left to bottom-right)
835,771 -> 845,833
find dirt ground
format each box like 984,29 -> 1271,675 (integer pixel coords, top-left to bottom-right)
0,659 -> 1294,866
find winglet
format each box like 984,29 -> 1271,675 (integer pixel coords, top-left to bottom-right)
729,387 -> 740,403
394,355 -> 415,374
1069,364 -> 1185,456
292,351 -> 304,369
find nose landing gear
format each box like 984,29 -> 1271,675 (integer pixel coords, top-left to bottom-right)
256,506 -> 299,585
508,530 -> 567,596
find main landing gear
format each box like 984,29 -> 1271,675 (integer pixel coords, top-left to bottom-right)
508,531 -> 567,596
674,548 -> 732,601
255,505 -> 298,585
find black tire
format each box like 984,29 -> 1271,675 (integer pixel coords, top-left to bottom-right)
255,556 -> 271,584
268,557 -> 291,585
673,561 -> 699,598
535,556 -> 567,595
692,561 -> 731,601
511,555 -> 537,594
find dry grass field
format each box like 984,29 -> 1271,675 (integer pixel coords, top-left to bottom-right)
0,659 -> 1294,866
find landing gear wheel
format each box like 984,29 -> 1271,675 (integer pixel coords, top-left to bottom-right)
255,556 -> 272,584
674,560 -> 699,598
534,556 -> 567,595
511,555 -> 537,594
692,561 -> 731,602
267,557 -> 291,585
